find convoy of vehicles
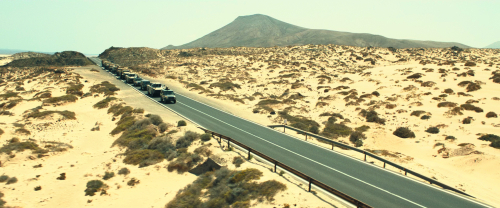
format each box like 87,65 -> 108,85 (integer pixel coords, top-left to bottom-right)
99,60 -> 176,104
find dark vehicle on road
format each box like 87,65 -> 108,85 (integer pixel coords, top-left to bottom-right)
140,80 -> 151,90
133,77 -> 143,86
125,73 -> 137,83
118,69 -> 130,79
147,82 -> 165,97
160,89 -> 176,104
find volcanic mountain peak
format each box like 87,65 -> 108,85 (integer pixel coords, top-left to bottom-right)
162,14 -> 469,50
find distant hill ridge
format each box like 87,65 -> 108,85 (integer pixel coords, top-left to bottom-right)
4,51 -> 93,67
163,14 -> 469,50
484,41 -> 500,49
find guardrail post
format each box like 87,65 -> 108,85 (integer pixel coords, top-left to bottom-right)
274,161 -> 277,173
305,134 -> 308,141
383,162 -> 386,168
332,143 -> 334,150
404,169 -> 407,176
284,126 -> 286,133
364,152 -> 366,161
308,178 -> 312,192
227,140 -> 230,149
248,149 -> 251,160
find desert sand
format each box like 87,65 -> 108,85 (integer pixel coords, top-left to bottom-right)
104,45 -> 500,206
0,62 -> 344,207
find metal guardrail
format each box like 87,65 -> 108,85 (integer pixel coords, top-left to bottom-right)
198,127 -> 372,208
268,124 -> 474,198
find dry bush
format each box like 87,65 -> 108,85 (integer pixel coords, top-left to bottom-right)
462,117 -> 472,124
437,102 -> 458,108
385,104 -> 397,109
460,104 -> 483,113
425,127 -> 440,134
393,127 -> 416,138
464,61 -> 476,66
407,73 -> 422,79
486,112 -> 498,118
421,81 -> 436,87
443,88 -> 454,94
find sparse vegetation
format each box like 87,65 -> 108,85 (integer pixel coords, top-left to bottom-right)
359,109 -> 385,125
233,156 -> 245,167
103,172 -> 115,180
178,120 -> 187,127
200,133 -> 211,142
90,81 -> 120,96
43,94 -> 78,104
349,131 -> 366,147
118,168 -> 130,175
93,97 -> 117,109
460,104 -> 483,113
486,112 -> 498,118
166,168 -> 286,208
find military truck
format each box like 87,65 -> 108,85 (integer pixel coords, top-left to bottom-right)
160,89 -> 176,104
133,77 -> 143,86
140,80 -> 151,90
147,82 -> 165,97
119,69 -> 131,79
125,73 -> 137,83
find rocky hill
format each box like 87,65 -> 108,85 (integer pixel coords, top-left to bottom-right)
162,14 -> 469,50
11,52 -> 51,60
4,51 -> 93,67
98,47 -> 170,67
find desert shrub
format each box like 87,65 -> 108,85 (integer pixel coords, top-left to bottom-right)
466,82 -> 481,92
0,128 -> 3,136
257,99 -> 281,106
209,79 -> 241,91
349,131 -> 366,147
167,168 -> 286,207
93,97 -> 117,109
176,131 -> 200,149
486,112 -> 498,118
27,110 -> 76,120
445,136 -> 457,141
410,110 -> 426,116
385,104 -> 397,109
371,91 -> 380,97
123,149 -> 164,167
0,92 -> 20,100
118,168 -> 130,175
437,102 -> 458,108
444,88 -> 454,94
462,117 -> 472,124
15,128 -> 31,135
200,133 -> 211,142
309,125 -> 319,134
193,146 -> 211,157
90,81 -> 120,96
278,111 -> 319,131
129,119 -> 152,131
322,123 -> 352,138
421,115 -> 431,120
6,177 -> 17,185
393,127 -> 416,138
464,61 -> 476,66
178,120 -> 187,127
0,141 -> 41,154
425,127 -> 440,134
0,175 -> 9,183
158,123 -> 168,133
113,106 -> 133,117
421,81 -> 436,87
66,84 -> 84,95
478,134 -> 500,148
43,94 -> 78,104
359,110 -> 385,125
85,180 -> 104,196
355,125 -> 370,132
110,116 -> 136,135
103,172 -> 115,180
146,114 -> 163,125
167,153 -> 202,173
460,104 -> 483,113
133,108 -> 144,113
233,156 -> 245,167
407,73 -> 422,79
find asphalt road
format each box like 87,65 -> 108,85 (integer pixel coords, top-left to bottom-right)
88,58 -> 489,208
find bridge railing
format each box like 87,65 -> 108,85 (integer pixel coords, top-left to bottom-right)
198,127 -> 372,208
268,124 -> 473,198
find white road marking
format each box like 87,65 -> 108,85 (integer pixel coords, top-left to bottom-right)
177,101 -> 426,208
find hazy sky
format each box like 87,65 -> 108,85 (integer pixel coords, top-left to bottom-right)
1,0 -> 498,54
